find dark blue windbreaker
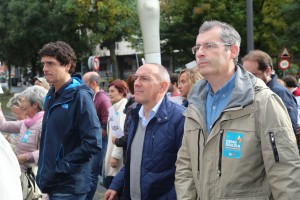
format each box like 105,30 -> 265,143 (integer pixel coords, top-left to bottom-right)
37,78 -> 101,194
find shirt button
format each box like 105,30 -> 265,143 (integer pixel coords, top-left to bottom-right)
213,106 -> 216,110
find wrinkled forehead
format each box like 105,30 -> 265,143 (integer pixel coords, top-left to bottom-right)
135,65 -> 159,77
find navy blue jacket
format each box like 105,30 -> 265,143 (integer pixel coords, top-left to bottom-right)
109,96 -> 185,200
267,74 -> 298,134
37,78 -> 101,194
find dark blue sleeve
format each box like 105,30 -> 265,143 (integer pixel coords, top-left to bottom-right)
279,90 -> 298,134
109,166 -> 125,193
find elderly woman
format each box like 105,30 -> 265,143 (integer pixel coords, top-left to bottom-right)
104,79 -> 128,189
0,85 -> 47,165
0,85 -> 47,198
4,93 -> 27,151
0,86 -> 47,170
178,68 -> 203,107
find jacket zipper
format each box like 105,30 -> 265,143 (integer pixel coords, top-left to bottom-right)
37,98 -> 73,186
197,129 -> 200,179
269,132 -> 279,162
218,130 -> 224,176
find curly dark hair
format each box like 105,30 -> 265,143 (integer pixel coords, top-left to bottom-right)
39,41 -> 77,74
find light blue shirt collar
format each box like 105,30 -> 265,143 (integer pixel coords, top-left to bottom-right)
205,72 -> 236,133
138,98 -> 164,126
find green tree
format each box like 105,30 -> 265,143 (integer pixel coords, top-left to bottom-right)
71,0 -> 140,79
160,0 -> 246,69
0,0 -> 93,89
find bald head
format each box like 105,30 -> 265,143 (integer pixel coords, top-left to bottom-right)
134,63 -> 170,110
83,71 -> 101,92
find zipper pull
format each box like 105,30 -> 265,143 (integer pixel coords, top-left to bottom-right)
218,130 -> 224,177
269,132 -> 279,163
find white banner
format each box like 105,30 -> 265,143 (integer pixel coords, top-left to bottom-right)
108,106 -> 124,138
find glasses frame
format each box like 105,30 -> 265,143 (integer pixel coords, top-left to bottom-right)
192,42 -> 232,54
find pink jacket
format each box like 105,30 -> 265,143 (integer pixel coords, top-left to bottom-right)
0,110 -> 44,172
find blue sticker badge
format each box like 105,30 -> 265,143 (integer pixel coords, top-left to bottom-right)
223,132 -> 244,159
21,130 -> 32,143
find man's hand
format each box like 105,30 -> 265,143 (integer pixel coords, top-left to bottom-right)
110,157 -> 119,168
104,189 -> 118,200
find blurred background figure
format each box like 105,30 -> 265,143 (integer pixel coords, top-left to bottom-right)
178,69 -> 203,107
82,71 -> 111,200
0,85 -> 47,199
104,79 -> 128,189
168,73 -> 182,104
242,50 -> 298,134
112,75 -> 137,164
33,76 -> 51,91
282,75 -> 300,97
4,93 -> 27,151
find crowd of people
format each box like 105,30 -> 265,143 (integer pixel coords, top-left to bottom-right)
1,20 -> 300,200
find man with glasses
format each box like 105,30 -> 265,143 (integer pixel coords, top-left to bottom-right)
175,20 -> 300,199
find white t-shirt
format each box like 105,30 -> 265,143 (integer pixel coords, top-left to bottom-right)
0,133 -> 22,200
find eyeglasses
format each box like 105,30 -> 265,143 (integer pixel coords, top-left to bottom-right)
192,42 -> 232,54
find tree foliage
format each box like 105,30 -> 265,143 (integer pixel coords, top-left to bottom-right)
71,0 -> 140,78
0,0 -> 140,80
160,0 -> 298,76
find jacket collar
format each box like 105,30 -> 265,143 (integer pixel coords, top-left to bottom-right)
132,96 -> 173,124
47,77 -> 93,104
188,65 -> 258,111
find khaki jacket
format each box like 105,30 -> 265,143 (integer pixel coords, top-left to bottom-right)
175,66 -> 300,200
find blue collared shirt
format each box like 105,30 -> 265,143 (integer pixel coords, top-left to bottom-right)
206,72 -> 236,133
138,98 -> 164,127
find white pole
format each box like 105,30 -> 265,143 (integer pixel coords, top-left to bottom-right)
137,0 -> 161,64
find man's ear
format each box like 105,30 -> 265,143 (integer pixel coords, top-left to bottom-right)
160,81 -> 169,93
265,66 -> 272,76
65,63 -> 71,72
229,45 -> 239,60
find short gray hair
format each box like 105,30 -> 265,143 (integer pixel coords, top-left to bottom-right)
199,20 -> 241,64
20,85 -> 48,111
7,93 -> 23,108
89,72 -> 101,85
149,63 -> 170,93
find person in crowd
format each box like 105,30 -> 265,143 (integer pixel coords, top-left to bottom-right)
282,75 -> 300,138
36,41 -> 101,200
0,85 -> 47,171
0,133 -> 22,200
178,68 -> 203,107
112,75 -> 137,164
242,50 -> 298,134
82,71 -> 112,200
282,75 -> 300,96
5,93 -> 27,151
104,63 -> 185,200
33,76 -> 51,90
168,73 -> 182,104
175,20 -> 300,200
0,86 -> 47,199
103,79 -> 128,189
